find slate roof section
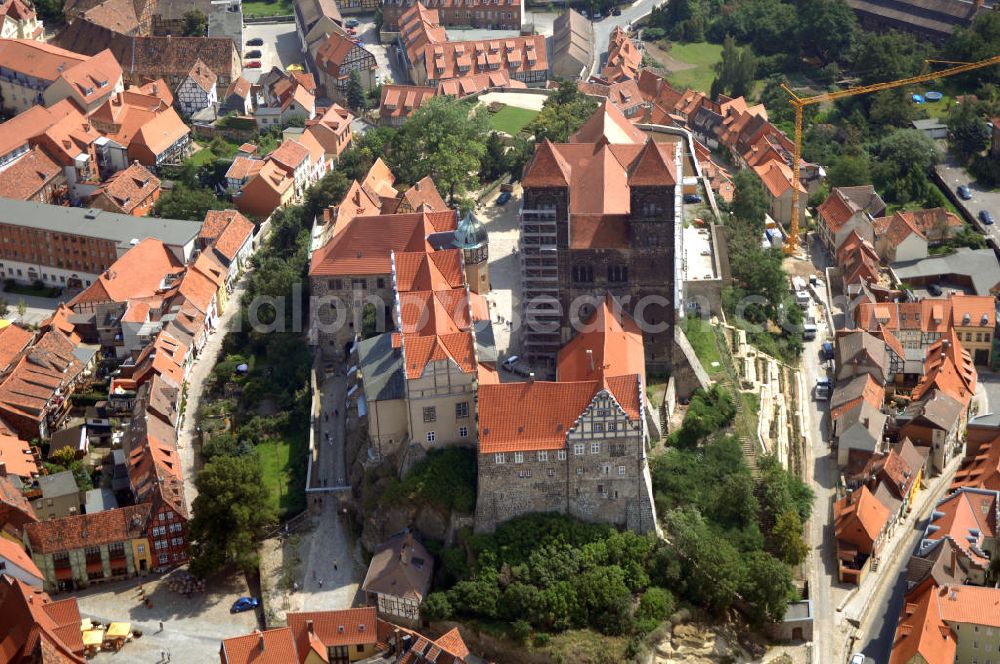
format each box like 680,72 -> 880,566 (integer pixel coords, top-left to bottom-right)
0,198 -> 200,251
361,531 -> 433,603
357,333 -> 405,402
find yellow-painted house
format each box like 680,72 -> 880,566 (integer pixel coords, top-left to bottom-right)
287,608 -> 381,663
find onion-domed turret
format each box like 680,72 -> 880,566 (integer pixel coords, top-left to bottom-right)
454,210 -> 490,293
453,210 -> 488,250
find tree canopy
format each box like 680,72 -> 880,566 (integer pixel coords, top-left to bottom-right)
711,35 -> 757,100
181,10 -> 208,36
188,454 -> 276,577
153,184 -> 233,221
391,96 -> 489,202
529,80 -> 599,143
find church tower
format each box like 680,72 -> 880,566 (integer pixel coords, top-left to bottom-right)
454,210 -> 489,294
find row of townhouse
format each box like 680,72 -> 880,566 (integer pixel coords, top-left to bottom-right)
886,413 -> 1000,664
220,606 -> 481,664
395,3 -> 547,88
629,69 -> 823,226
381,0 -> 521,32
7,210 -> 257,593
831,324 -> 981,475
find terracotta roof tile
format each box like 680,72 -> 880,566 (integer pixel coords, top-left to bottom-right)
287,608 -> 378,654
219,627 -> 299,664
393,249 -> 464,292
889,579 -> 956,664
835,485 -> 889,554
90,162 -> 160,214
25,503 -> 150,554
0,536 -> 42,580
310,211 -> 456,277
183,59 -> 217,94
0,147 -> 62,201
0,325 -> 34,372
936,583 -> 1000,628
0,434 -> 40,479
0,576 -> 84,663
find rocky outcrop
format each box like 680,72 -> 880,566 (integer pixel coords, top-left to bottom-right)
652,621 -> 764,663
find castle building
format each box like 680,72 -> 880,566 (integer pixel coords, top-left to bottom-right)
453,210 -> 489,295
475,296 -> 658,534
519,100 -> 680,370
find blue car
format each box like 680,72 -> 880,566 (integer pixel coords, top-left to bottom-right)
231,597 -> 260,613
958,185 -> 972,200
496,191 -> 512,206
980,210 -> 995,226
683,193 -> 702,204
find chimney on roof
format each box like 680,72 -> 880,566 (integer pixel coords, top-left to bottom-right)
257,630 -> 265,651
0,462 -> 6,477
306,619 -> 314,634
528,372 -> 535,383
586,349 -> 594,373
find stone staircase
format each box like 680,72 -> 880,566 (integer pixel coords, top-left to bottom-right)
712,325 -> 760,471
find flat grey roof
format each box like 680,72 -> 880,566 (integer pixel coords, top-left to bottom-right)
0,197 -> 203,250
38,470 -> 79,498
892,248 -> 1000,297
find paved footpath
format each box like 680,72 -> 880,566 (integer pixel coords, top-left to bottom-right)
176,274 -> 251,508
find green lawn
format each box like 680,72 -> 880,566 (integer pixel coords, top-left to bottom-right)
487,105 -> 538,135
256,428 -> 308,518
242,0 -> 292,17
681,317 -> 724,378
186,147 -> 217,168
661,41 -> 723,94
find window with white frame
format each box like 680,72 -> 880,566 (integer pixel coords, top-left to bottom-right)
426,431 -> 436,442
593,423 -> 604,433
591,442 -> 600,454
574,443 -> 584,455
514,452 -> 523,463
459,426 -> 468,438
537,451 -> 547,462
495,453 -> 505,464
558,450 -> 567,460
618,465 -> 626,475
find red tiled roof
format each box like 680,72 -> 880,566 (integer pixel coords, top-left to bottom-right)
90,162 -> 160,214
952,435 -> 1000,492
937,583 -> 1000,628
420,35 -> 546,83
889,579 -> 956,664
393,249 -> 464,292
924,488 -> 997,570
0,325 -> 34,372
0,536 -> 42,580
183,58 -> 217,93
0,147 -> 62,201
219,627 -> 299,664
25,503 -> 150,554
835,485 -> 889,554
287,608 -> 378,658
911,330 -> 977,406
309,211 -> 457,277
0,434 -> 40,479
0,576 -> 84,664
69,238 -> 184,305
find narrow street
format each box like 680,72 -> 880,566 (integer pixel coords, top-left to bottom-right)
590,0 -> 661,77
176,273 -> 252,509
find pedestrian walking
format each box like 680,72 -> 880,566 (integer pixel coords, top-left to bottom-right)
313,570 -> 316,580
167,652 -> 171,662
318,579 -> 323,588
161,651 -> 165,663
158,621 -> 163,633
334,408 -> 339,417
333,560 -> 338,571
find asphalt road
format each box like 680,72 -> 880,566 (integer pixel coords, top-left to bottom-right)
590,0 -> 663,76
798,243 -> 843,664
935,157 -> 1000,239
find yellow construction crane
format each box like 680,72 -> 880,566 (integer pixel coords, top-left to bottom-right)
780,53 -> 1000,253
